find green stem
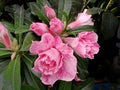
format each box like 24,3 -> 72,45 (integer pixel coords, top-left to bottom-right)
105,0 -> 113,11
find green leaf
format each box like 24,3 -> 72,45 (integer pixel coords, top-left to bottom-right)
2,21 -> 15,32
72,78 -> 94,90
24,65 -> 45,90
15,25 -> 30,34
0,71 -> 5,90
3,55 -> 21,90
58,0 -> 72,20
21,85 -> 36,90
29,2 -> 49,24
37,0 -> 51,6
67,25 -> 95,36
23,54 -> 41,79
14,5 -> 24,28
0,60 -> 9,90
21,32 -> 37,51
59,81 -> 72,90
100,12 -> 119,40
0,49 -> 12,58
0,59 -> 9,73
75,54 -> 89,79
87,7 -> 103,14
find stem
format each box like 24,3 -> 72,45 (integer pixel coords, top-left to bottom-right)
81,0 -> 91,11
105,0 -> 113,11
48,85 -> 51,90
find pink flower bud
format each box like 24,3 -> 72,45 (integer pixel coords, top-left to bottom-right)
50,17 -> 64,35
30,22 -> 49,36
68,9 -> 94,29
0,22 -> 12,49
44,5 -> 56,20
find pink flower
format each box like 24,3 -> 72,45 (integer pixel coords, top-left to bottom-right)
64,31 -> 100,59
67,9 -> 94,29
44,5 -> 56,20
30,33 -> 77,85
30,22 -> 49,36
0,22 -> 12,49
50,17 -> 64,35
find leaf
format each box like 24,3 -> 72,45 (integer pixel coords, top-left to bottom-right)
21,85 -> 36,90
76,54 -> 89,79
59,81 -> 72,90
0,59 -> 9,73
0,49 -> 12,58
2,21 -> 15,32
58,0 -> 72,20
87,7 -> 103,14
3,55 -> 21,90
24,65 -> 45,90
0,71 -> 5,90
29,2 -> 49,24
100,12 -> 119,40
14,5 -> 24,28
20,32 -> 37,51
15,25 -> 30,34
90,0 -> 96,3
72,78 -> 94,90
37,0 -> 51,6
67,25 -> 95,36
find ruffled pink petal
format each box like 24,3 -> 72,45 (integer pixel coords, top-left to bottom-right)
41,74 -> 58,86
57,55 -> 77,81
30,33 -> 55,54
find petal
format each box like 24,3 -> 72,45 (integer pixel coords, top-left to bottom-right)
57,55 -> 77,81
30,33 -> 55,54
41,74 -> 58,85
29,41 -> 41,54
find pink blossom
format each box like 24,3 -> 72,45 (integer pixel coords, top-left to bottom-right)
44,5 -> 56,20
0,22 -> 12,49
50,17 -> 64,35
67,9 -> 94,29
30,33 -> 77,85
64,31 -> 100,59
30,22 -> 49,36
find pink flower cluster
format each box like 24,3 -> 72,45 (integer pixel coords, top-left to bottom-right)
30,5 -> 100,85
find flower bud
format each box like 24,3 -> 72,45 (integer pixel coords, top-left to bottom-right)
0,22 -> 12,49
44,5 -> 56,20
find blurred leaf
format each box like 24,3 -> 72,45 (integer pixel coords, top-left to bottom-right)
59,81 -> 72,90
3,55 -> 21,90
37,0 -> 51,6
100,12 -> 119,40
14,5 -> 24,28
21,85 -> 36,90
0,59 -> 9,73
29,2 -> 49,24
76,55 -> 89,79
23,54 -> 41,79
67,25 -> 95,36
15,25 -> 30,34
1,21 -> 14,32
0,71 -> 4,90
21,32 -> 37,51
87,7 -> 103,14
90,0 -> 96,3
72,78 -> 94,90
0,59 -> 9,90
23,54 -> 36,69
58,0 -> 72,20
24,65 -> 45,90
0,49 -> 12,58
